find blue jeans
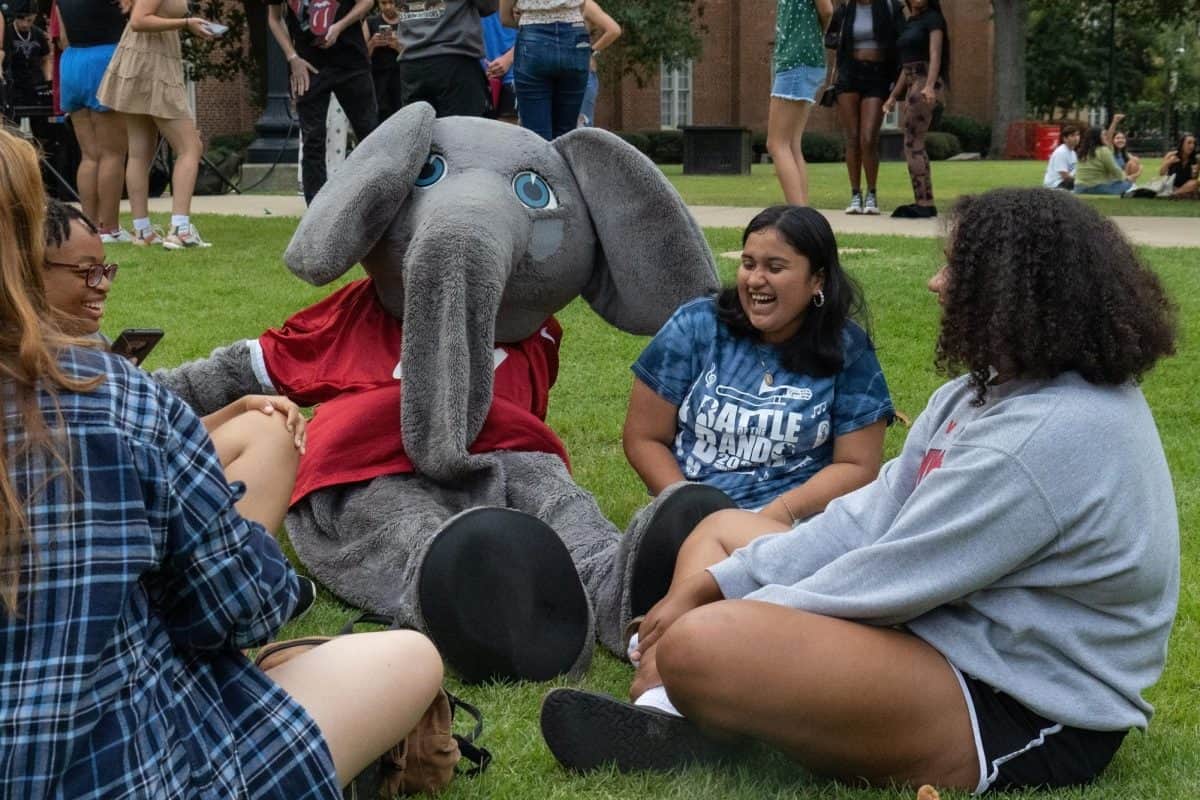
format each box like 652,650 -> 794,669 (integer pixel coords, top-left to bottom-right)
1074,179 -> 1133,196
578,69 -> 599,126
514,22 -> 591,140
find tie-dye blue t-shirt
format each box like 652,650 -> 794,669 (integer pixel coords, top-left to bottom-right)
632,297 -> 894,509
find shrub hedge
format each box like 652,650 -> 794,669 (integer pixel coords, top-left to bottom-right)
925,131 -> 962,161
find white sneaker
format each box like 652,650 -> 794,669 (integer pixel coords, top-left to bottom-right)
845,194 -> 863,214
163,223 -> 212,250
100,228 -> 135,244
863,191 -> 880,215
132,225 -> 167,247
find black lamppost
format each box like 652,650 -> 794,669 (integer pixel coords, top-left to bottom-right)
1105,0 -> 1117,122
247,12 -> 299,164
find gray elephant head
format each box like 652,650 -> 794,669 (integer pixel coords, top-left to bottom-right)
284,102 -> 718,482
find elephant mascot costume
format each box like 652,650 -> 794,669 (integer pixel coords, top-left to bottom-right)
156,102 -> 734,683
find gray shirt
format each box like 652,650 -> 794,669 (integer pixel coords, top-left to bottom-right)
396,0 -> 499,62
709,372 -> 1179,732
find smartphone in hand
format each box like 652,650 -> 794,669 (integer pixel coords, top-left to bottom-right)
202,21 -> 229,37
110,328 -> 164,366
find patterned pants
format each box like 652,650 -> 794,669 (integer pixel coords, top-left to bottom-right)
902,63 -> 941,203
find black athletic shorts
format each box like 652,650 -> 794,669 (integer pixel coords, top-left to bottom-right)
834,58 -> 893,99
952,667 -> 1128,793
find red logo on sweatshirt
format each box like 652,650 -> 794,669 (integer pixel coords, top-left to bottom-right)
946,420 -> 957,434
917,449 -> 945,484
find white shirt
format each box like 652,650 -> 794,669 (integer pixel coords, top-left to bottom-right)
1043,143 -> 1077,188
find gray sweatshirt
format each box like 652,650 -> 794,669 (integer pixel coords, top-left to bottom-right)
397,0 -> 499,62
709,372 -> 1179,732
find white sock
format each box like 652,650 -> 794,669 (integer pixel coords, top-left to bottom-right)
171,214 -> 189,230
634,685 -> 683,717
133,217 -> 151,233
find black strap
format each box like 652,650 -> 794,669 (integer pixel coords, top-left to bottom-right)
455,737 -> 492,776
445,690 -> 485,743
335,615 -> 494,776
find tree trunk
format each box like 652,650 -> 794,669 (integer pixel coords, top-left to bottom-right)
990,0 -> 1027,157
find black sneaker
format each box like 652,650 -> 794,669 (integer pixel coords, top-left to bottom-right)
540,688 -> 730,773
892,203 -> 937,218
289,576 -> 317,622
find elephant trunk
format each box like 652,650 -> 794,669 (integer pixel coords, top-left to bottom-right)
400,203 -> 526,482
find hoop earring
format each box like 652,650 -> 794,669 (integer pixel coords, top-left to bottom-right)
812,289 -> 825,308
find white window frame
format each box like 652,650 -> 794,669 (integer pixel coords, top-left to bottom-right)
660,59 -> 694,129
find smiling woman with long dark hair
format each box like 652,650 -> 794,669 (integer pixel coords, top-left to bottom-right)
541,188 -> 1179,795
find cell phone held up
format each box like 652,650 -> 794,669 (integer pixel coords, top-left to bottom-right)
110,328 -> 164,367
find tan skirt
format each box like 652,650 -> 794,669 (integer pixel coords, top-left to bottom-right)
96,24 -> 190,119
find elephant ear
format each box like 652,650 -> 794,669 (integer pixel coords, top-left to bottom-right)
284,102 -> 437,285
554,128 -> 719,335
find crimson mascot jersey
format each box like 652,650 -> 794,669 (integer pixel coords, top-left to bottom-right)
253,278 -> 569,505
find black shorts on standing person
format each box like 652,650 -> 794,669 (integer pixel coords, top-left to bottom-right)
395,0 -> 497,118
367,0 -> 404,120
267,0 -> 379,204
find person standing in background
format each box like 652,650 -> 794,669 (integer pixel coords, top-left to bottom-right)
396,0 -> 497,117
480,10 -> 517,119
767,0 -> 834,205
883,0 -> 949,218
576,0 -> 619,127
827,0 -> 904,215
366,0 -> 404,121
98,0 -> 220,249
55,0 -> 129,243
267,0 -> 378,204
501,0 -> 589,140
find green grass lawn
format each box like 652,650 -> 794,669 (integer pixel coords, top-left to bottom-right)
662,161 -> 1200,219
108,217 -> 1199,799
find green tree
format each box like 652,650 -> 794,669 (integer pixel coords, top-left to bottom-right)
180,0 -> 250,83
990,0 -> 1200,155
597,0 -> 706,86
1025,0 -> 1158,120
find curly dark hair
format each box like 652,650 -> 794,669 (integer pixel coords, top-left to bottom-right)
44,200 -> 98,250
715,205 -> 869,378
936,188 -> 1176,404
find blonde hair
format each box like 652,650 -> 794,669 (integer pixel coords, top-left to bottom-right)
0,129 -> 101,614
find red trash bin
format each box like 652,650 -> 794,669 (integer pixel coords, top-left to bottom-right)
1034,124 -> 1062,160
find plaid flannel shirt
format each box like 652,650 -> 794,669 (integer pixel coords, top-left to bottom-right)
0,348 -> 339,799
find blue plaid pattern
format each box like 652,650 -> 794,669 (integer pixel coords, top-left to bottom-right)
0,348 -> 339,799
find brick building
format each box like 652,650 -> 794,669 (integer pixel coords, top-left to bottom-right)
594,0 -> 994,135
194,0 -> 995,142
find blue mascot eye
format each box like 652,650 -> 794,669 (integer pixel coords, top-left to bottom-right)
512,171 -> 558,210
414,155 -> 446,187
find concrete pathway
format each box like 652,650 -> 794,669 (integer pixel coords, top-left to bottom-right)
125,195 -> 1200,248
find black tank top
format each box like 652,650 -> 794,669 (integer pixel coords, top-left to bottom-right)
58,0 -> 127,47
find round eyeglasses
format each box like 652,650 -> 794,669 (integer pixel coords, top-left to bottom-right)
44,260 -> 119,288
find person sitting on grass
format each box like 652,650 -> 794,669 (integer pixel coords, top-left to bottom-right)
1041,123 -> 1079,190
539,187 -> 1179,796
41,199 -> 307,536
623,205 -> 894,530
1073,126 -> 1134,196
1158,132 -> 1198,200
0,127 -> 445,800
1111,131 -> 1142,182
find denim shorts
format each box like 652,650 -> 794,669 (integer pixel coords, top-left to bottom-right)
60,44 -> 118,113
771,64 -> 825,103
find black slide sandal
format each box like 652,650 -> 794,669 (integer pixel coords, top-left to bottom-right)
628,484 -> 736,618
420,508 -> 590,684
